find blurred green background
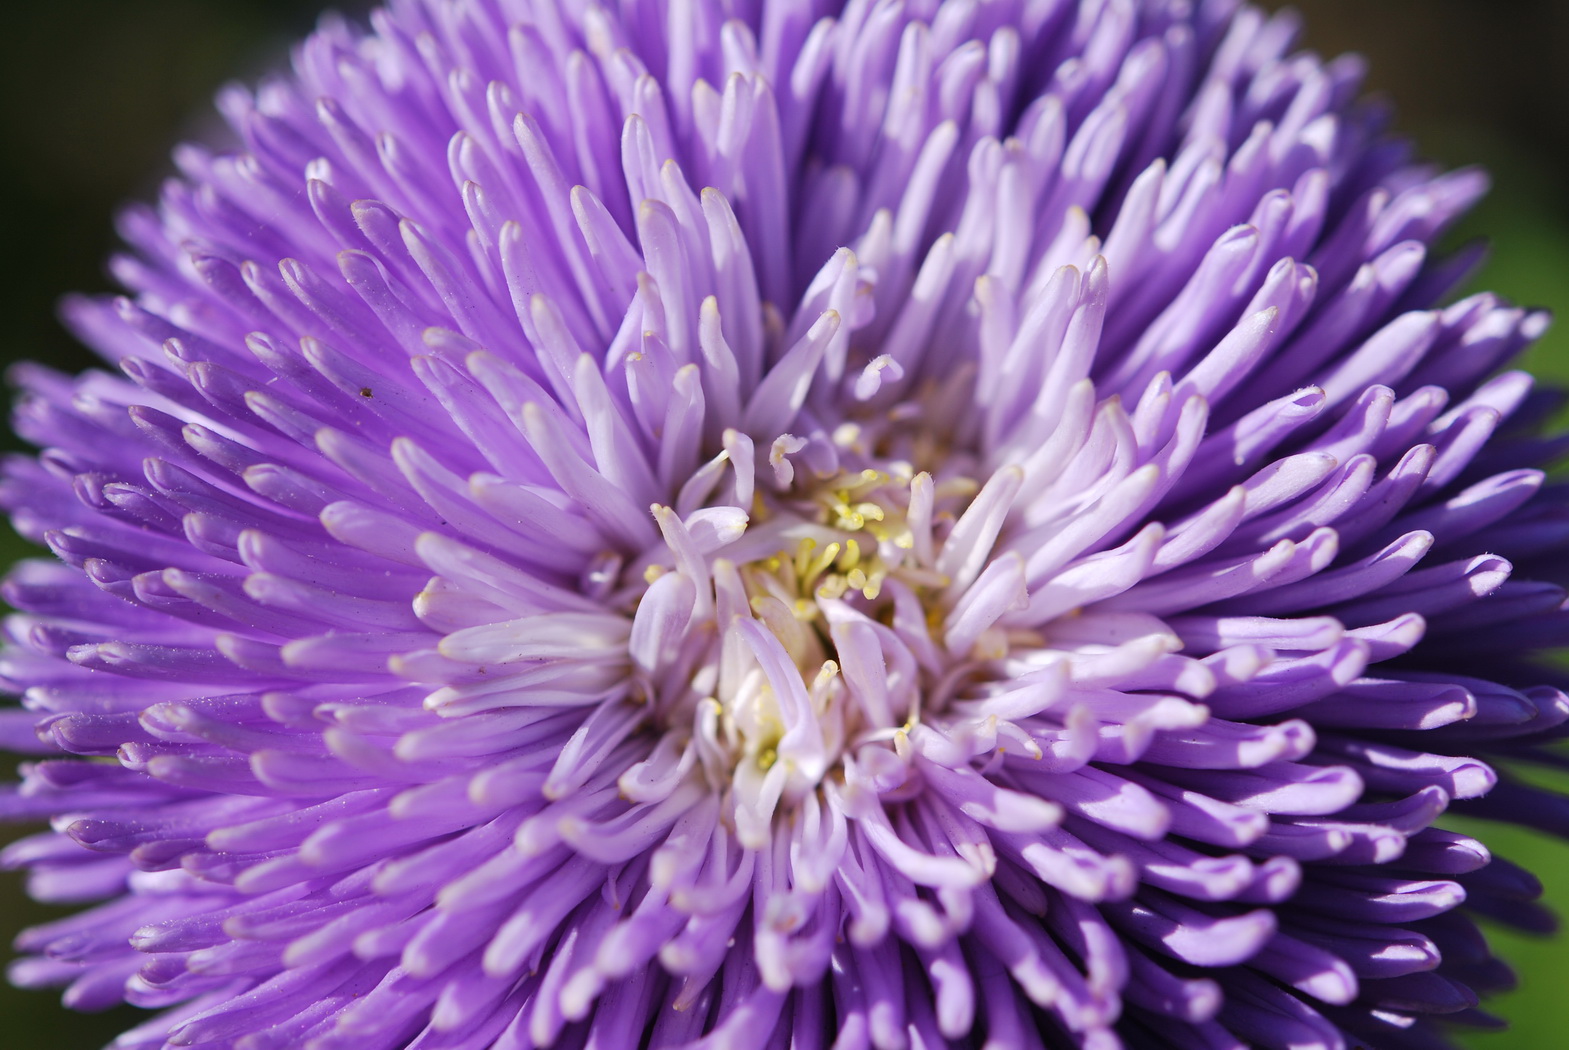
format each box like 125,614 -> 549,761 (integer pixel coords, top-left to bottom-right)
2,0 -> 1569,1046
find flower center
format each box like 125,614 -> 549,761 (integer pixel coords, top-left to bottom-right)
627,420 -> 1019,845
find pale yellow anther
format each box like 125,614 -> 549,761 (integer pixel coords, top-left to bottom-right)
803,542 -> 841,584
838,539 -> 861,571
832,423 -> 862,448
792,538 -> 818,581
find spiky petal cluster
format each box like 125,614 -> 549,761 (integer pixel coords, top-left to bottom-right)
3,1 -> 1567,1048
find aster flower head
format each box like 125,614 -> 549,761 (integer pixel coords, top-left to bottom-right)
3,0 -> 1566,1047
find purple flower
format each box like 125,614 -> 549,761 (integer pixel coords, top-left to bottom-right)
2,0 -> 1565,1047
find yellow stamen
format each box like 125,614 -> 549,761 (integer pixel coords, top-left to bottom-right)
838,539 -> 861,571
